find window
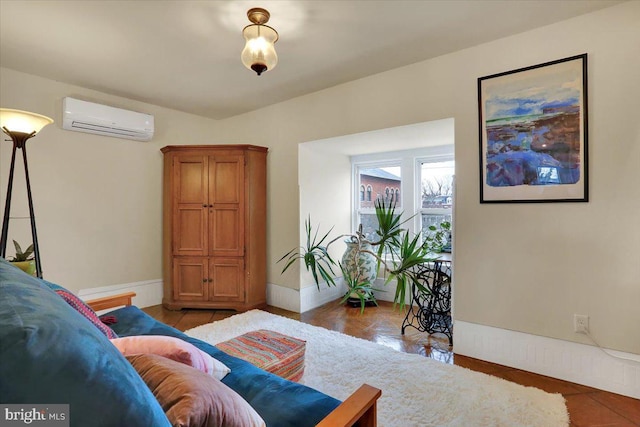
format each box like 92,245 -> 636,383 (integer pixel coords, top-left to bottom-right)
360,185 -> 365,201
420,159 -> 454,247
352,147 -> 453,252
356,164 -> 402,242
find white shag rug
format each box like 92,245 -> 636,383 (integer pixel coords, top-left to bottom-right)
186,310 -> 569,427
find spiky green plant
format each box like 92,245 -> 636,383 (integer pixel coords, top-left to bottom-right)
279,200 -> 438,311
337,263 -> 382,314
278,216 -> 338,287
385,232 -> 432,308
372,198 -> 415,266
9,240 -> 34,262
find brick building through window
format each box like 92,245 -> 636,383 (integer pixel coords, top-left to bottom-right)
359,169 -> 401,209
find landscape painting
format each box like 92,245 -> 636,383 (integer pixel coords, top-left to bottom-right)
478,54 -> 588,203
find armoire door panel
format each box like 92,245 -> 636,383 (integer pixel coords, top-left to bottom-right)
209,156 -> 244,204
209,207 -> 243,256
209,258 -> 244,302
174,258 -> 208,301
174,156 -> 207,204
174,206 -> 207,255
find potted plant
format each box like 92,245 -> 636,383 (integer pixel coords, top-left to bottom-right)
279,199 -> 437,312
423,220 -> 452,253
8,240 -> 36,276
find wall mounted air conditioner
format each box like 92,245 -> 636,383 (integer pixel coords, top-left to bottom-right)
62,97 -> 154,141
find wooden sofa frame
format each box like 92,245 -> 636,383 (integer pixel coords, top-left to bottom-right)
87,293 -> 382,427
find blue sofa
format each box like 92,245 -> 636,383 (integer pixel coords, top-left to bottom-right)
0,258 -> 379,427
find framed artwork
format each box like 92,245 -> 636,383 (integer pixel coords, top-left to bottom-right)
478,54 -> 588,203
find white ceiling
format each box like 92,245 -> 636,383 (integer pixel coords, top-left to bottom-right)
0,0 -> 622,120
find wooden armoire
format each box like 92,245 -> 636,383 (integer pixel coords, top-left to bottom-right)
161,145 -> 267,311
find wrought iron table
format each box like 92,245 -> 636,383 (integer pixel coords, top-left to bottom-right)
401,253 -> 453,345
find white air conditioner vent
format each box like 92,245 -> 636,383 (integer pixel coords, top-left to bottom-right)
62,97 -> 154,141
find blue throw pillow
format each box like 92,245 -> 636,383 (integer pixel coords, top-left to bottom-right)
0,258 -> 170,427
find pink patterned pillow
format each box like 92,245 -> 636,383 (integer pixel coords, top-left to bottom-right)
54,289 -> 118,339
111,335 -> 230,380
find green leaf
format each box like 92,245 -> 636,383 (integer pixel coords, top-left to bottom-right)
277,216 -> 338,290
278,207 -> 444,312
10,240 -> 34,262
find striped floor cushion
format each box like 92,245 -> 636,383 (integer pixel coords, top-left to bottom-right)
216,330 -> 305,382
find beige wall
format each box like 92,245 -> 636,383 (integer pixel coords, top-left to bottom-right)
1,2 -> 638,354
215,2 -> 640,354
0,67 -> 219,292
297,142 -> 352,289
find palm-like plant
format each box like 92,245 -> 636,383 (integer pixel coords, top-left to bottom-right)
279,199 -> 437,311
337,262 -> 382,313
9,240 -> 34,262
279,217 -> 338,288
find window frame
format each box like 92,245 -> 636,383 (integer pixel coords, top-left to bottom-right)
416,155 -> 455,245
353,160 -> 404,236
351,146 -> 454,247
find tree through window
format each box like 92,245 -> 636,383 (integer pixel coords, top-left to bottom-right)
420,160 -> 454,250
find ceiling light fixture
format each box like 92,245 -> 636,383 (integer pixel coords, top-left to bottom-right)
241,8 -> 278,76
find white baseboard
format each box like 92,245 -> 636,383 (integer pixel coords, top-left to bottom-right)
267,277 -> 402,314
266,282 -> 300,312
300,281 -> 347,313
77,279 -> 163,311
455,320 -> 640,399
372,277 -> 413,306
267,281 -> 347,313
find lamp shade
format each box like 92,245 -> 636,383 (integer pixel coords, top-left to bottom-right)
241,24 -> 278,75
0,109 -> 54,135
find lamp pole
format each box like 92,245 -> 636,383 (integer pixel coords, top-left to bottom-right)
0,130 -> 43,278
0,132 -> 19,258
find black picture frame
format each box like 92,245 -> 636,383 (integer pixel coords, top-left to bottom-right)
478,54 -> 588,203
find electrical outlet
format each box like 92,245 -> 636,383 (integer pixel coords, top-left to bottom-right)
574,314 -> 589,333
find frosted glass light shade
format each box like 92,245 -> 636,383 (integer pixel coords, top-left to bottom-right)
0,108 -> 53,135
241,24 -> 278,76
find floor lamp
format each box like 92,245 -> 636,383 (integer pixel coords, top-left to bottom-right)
0,108 -> 53,278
